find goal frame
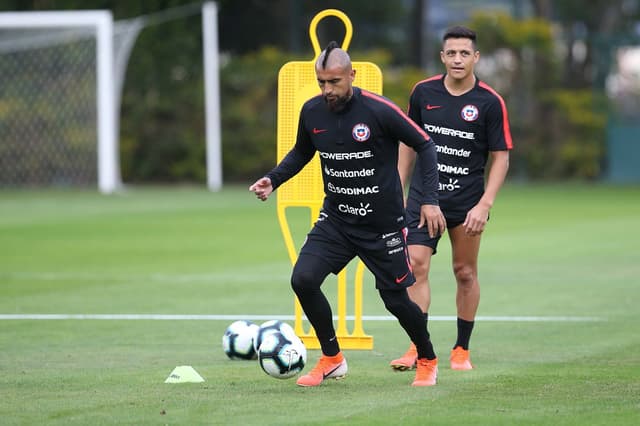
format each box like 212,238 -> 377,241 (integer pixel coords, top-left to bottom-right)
0,10 -> 118,193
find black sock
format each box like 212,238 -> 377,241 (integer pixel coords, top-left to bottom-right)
454,318 -> 474,350
321,335 -> 340,357
420,339 -> 437,360
417,313 -> 436,360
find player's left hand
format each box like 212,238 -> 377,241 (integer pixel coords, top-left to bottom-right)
418,204 -> 446,238
463,204 -> 490,236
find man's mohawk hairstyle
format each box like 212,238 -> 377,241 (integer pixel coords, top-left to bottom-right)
321,41 -> 340,69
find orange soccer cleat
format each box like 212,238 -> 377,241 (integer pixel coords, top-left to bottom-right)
296,352 -> 348,387
450,346 -> 473,370
389,342 -> 418,371
411,358 -> 438,386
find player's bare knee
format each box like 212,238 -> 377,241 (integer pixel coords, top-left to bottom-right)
410,258 -> 429,278
453,263 -> 476,287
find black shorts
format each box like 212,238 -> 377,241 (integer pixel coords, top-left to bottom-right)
405,199 -> 466,254
405,199 -> 489,254
298,215 -> 415,290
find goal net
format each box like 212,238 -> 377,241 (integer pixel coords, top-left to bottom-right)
0,11 -> 118,192
0,4 -> 221,193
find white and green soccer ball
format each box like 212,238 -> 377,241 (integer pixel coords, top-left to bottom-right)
258,331 -> 307,379
222,320 -> 260,360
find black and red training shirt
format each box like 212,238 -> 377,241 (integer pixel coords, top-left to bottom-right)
267,87 -> 439,233
406,74 -> 513,219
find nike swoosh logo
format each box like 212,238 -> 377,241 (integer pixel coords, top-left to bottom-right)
426,105 -> 442,110
313,128 -> 327,134
395,272 -> 409,284
323,364 -> 343,379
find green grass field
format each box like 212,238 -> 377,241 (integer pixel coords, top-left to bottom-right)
1,184 -> 639,425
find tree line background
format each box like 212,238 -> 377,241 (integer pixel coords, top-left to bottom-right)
1,0 -> 639,184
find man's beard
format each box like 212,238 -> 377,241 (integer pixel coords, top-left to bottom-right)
324,94 -> 350,112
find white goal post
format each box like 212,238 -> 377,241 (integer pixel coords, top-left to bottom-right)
203,2 -> 222,192
0,10 -> 118,193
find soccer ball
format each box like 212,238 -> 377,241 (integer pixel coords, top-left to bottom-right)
222,320 -> 260,360
258,331 -> 307,379
254,320 -> 297,352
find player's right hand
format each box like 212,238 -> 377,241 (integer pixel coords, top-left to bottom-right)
249,177 -> 273,201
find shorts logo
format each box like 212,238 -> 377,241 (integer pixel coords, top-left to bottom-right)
386,237 -> 402,248
394,271 -> 409,284
352,123 -> 371,142
461,104 -> 479,122
388,247 -> 404,255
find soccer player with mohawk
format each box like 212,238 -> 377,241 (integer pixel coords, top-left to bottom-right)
251,41 -> 446,387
